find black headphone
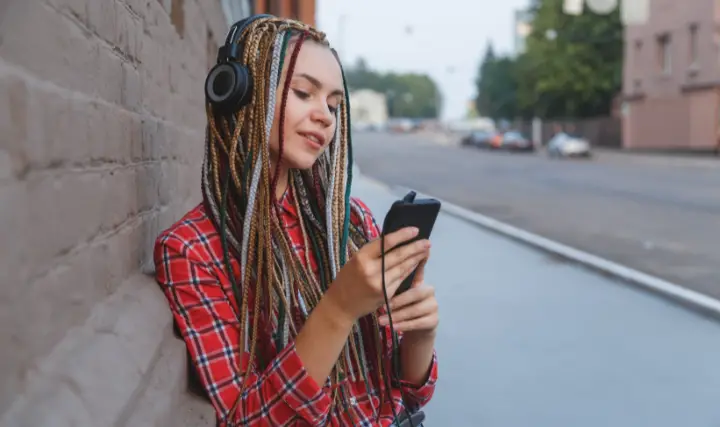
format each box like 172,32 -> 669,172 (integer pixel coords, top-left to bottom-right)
204,14 -> 274,113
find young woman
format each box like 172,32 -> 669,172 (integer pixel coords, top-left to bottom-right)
154,15 -> 439,426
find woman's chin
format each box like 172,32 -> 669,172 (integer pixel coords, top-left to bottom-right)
283,152 -> 320,171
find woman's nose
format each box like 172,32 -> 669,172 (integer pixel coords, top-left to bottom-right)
311,103 -> 334,126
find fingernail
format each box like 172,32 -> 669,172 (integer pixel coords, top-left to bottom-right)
409,227 -> 419,236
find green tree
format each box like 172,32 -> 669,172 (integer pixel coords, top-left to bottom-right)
518,0 -> 623,118
473,0 -> 623,120
344,58 -> 441,119
475,43 -> 521,120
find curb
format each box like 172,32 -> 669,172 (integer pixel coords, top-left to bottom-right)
357,174 -> 720,321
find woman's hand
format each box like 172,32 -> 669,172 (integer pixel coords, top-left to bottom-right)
377,260 -> 438,336
325,227 -> 431,323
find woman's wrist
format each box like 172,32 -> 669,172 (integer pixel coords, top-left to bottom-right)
317,290 -> 357,331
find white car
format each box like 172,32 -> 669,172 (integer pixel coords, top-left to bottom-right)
546,133 -> 592,158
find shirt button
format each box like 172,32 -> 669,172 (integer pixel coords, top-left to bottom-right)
350,397 -> 357,406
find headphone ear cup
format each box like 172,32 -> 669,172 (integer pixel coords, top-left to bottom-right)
205,62 -> 254,113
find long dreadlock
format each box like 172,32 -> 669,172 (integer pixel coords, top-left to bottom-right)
201,16 -> 394,421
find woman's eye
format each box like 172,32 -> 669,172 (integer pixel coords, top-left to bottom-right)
328,105 -> 338,114
293,89 -> 310,99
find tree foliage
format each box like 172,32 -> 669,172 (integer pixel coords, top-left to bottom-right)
344,58 -> 441,119
475,0 -> 623,120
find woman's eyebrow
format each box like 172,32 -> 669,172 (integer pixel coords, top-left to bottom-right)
295,73 -> 344,97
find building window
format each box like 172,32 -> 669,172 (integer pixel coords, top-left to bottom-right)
657,33 -> 671,75
633,40 -> 643,87
689,24 -> 698,66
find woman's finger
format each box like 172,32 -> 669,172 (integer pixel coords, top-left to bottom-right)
389,285 -> 434,312
392,313 -> 439,332
380,238 -> 430,271
411,259 -> 428,286
382,250 -> 429,292
379,296 -> 437,325
365,227 -> 419,258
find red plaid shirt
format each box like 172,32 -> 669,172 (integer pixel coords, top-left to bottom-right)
154,188 -> 438,426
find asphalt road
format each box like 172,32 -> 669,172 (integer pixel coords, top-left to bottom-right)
352,176 -> 720,427
352,132 -> 720,300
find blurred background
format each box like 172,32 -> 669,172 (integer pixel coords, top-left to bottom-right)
1,0 -> 719,426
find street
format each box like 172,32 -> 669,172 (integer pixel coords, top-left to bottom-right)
352,132 -> 720,300
351,176 -> 720,427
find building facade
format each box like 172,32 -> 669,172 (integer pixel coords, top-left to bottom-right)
622,0 -> 719,150
254,0 -> 316,26
349,89 -> 389,130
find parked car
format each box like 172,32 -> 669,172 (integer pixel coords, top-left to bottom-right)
460,130 -> 495,148
500,131 -> 534,152
546,132 -> 592,158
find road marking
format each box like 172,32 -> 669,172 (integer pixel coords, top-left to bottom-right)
359,174 -> 720,321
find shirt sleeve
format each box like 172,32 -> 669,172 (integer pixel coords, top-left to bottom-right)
351,197 -> 439,410
350,196 -> 381,241
389,328 -> 439,411
154,233 -> 332,426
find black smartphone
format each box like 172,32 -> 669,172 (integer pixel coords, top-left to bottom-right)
381,190 -> 441,295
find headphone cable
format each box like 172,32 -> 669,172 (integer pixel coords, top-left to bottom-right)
380,234 -> 417,427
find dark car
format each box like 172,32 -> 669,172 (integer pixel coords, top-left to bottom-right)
500,131 -> 534,152
460,130 -> 495,148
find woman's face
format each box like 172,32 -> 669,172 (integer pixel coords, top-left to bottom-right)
268,40 -> 344,170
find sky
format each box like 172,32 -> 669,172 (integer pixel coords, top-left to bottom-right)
316,0 -> 532,121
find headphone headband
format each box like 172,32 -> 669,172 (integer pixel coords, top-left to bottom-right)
205,14 -> 276,112
217,14 -> 274,64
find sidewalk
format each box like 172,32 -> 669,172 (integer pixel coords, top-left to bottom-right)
592,147 -> 720,169
351,175 -> 720,427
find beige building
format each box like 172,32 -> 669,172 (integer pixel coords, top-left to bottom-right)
622,0 -> 719,150
349,89 -> 389,130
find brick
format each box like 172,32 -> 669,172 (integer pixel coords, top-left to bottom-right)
24,171 -> 106,274
87,0 -> 118,46
139,211 -> 162,274
0,180 -> 31,310
0,275 -> 173,427
158,161 -> 179,206
26,88 -> 140,168
121,63 -> 142,111
0,245 -> 96,414
124,0 -> 151,18
91,215 -> 147,294
46,0 -> 90,24
144,0 -> 174,46
25,84 -> 88,168
95,47 -> 126,105
136,164 -> 163,212
0,2 -> 101,100
114,5 -> 132,57
126,7 -> 143,61
141,117 -> 173,160
1,205 -> 152,398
